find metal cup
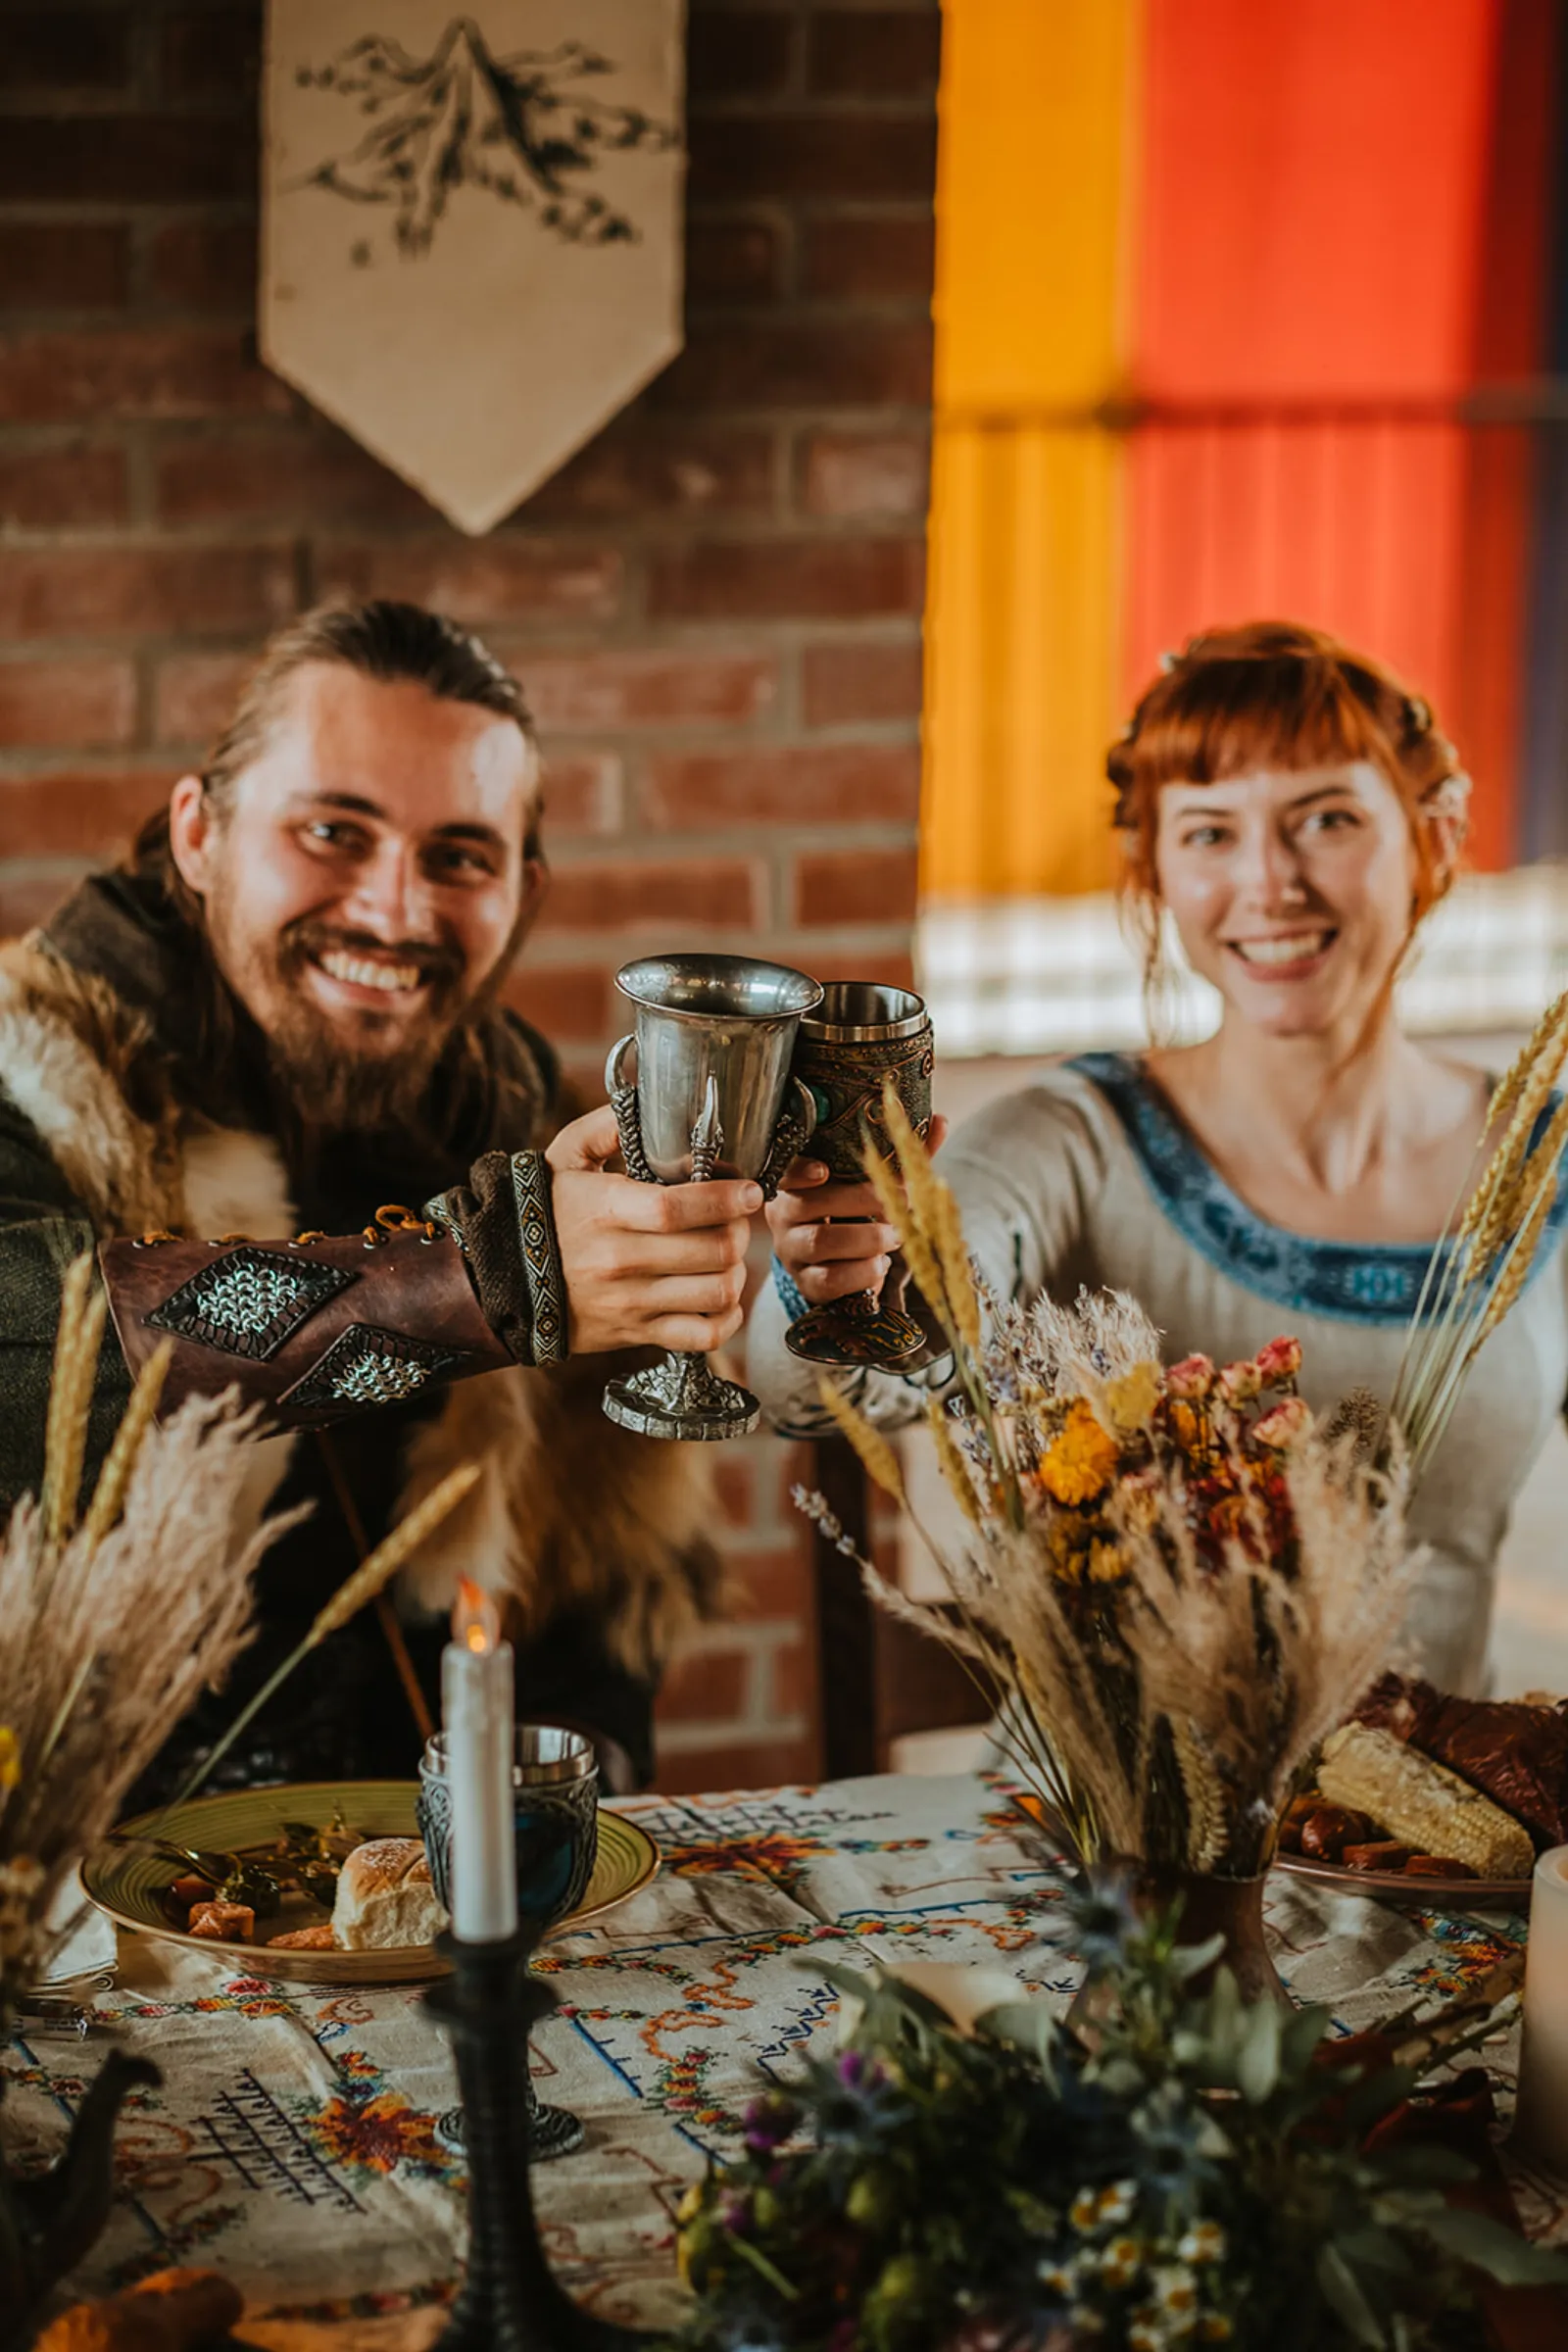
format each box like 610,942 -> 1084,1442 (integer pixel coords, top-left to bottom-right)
785,981 -> 935,1368
417,1723 -> 599,2162
603,953 -> 823,1441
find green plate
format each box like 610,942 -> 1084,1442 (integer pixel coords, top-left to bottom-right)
82,1780 -> 660,1986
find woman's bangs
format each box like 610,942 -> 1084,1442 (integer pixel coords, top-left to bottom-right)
1133,662 -> 1390,793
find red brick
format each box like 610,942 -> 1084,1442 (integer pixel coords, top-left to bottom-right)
0,445 -> 127,529
802,216 -> 935,301
0,119 -> 256,204
0,329 -> 290,423
153,652 -> 253,746
0,862 -> 84,935
803,639 -> 923,725
316,543 -> 621,624
0,658 -> 135,749
689,114 -> 935,202
519,423 -> 775,520
728,1544 -> 810,1618
713,1457 -> 755,1528
808,12 -> 943,97
158,428 -> 427,526
651,537 -> 923,620
689,11 -> 795,98
148,221 -> 256,312
499,963 -> 612,1045
802,429 -> 928,519
539,858 -> 761,934
808,948 -> 917,992
0,770 -> 172,859
536,753 -> 621,837
654,318 -> 931,410
768,1637 -> 814,1719
687,220 -> 782,305
655,1643 -> 752,1726
645,744 -> 918,829
794,846 -> 918,927
0,546 -> 293,639
651,1738 -> 815,1793
524,651 -> 775,730
0,11 -> 130,90
161,7 -> 262,102
0,225 -> 129,312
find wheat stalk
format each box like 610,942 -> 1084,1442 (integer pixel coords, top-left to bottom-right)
816,1378 -> 905,1505
39,1254 -> 107,1552
79,1340 -> 172,1552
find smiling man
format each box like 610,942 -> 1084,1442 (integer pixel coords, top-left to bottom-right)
0,601 -> 759,1794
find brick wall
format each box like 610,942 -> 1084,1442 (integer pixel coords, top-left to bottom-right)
0,0 -> 938,1790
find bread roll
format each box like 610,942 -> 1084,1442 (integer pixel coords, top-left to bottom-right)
331,1838 -> 448,1950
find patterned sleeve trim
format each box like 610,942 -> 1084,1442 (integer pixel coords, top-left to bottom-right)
771,1256 -> 809,1323
511,1149 -> 567,1365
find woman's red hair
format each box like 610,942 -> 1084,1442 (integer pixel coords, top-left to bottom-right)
1106,620 -> 1468,1004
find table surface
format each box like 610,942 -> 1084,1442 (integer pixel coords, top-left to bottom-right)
9,1772 -> 1561,2349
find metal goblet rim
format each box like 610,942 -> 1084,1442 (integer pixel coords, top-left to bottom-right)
614,952 -> 824,1025
800,980 -> 929,1044
421,1724 -> 598,1788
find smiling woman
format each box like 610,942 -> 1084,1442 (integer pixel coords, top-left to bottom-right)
753,621 -> 1568,1697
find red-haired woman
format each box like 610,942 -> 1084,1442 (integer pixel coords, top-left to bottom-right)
752,621 -> 1562,1694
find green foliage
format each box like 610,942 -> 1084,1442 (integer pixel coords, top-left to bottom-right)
669,1874 -> 1568,2352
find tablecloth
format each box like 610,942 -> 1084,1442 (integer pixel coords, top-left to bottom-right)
5,1772 -> 1555,2347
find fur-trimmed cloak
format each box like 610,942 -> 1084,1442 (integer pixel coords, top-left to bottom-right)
0,926 -> 720,1685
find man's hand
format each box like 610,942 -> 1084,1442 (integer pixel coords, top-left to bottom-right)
547,1106 -> 760,1355
764,1115 -> 949,1304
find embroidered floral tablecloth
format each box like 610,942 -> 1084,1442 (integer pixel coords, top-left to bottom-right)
6,1772 -> 1551,2347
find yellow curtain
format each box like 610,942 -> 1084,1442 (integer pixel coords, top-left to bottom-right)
922,0 -> 1137,901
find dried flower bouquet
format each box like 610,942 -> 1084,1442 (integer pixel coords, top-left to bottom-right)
801,1093 -> 1419,1877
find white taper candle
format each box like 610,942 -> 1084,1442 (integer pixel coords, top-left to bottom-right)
442,1578 -> 517,1942
1514,1844 -> 1568,2164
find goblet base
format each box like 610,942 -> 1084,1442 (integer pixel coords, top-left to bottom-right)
785,1292 -> 927,1370
602,1351 -> 760,1442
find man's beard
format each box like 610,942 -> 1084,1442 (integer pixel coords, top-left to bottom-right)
211,899 -> 480,1138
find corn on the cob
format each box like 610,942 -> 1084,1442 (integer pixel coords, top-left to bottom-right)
1316,1722 -> 1534,1880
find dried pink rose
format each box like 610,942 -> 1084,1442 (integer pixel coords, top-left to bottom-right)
1218,1358 -> 1262,1404
1165,1353 -> 1215,1401
1252,1396 -> 1313,1449
1253,1336 -> 1303,1387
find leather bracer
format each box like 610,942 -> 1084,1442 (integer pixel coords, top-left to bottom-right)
99,1224 -> 514,1429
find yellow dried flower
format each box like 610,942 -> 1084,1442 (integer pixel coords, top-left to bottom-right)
1039,1400 -> 1120,1507
0,1730 -> 20,1791
1101,1361 -> 1161,1436
1087,1540 -> 1127,1584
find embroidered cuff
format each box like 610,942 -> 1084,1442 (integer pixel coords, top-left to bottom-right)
424,1148 -> 568,1369
771,1256 -> 809,1323
510,1150 -> 567,1366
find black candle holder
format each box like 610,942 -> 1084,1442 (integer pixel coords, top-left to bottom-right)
424,1931 -> 655,2352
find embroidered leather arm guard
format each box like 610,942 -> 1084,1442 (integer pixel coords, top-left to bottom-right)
98,1149 -> 567,1430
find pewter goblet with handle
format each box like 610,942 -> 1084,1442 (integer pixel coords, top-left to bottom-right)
784,981 -> 935,1369
603,954 -> 822,1442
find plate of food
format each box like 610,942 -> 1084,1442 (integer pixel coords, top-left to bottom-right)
1273,1675 -> 1564,1909
81,1779 -> 660,1984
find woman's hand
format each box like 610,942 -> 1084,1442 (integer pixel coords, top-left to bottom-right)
546,1106 -> 760,1355
764,1115 -> 949,1304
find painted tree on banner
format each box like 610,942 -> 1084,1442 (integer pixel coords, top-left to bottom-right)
263,2 -> 685,534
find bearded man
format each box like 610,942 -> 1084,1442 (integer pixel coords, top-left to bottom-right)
0,601 -> 760,1794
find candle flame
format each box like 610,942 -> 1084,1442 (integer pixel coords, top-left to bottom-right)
454,1576 -> 500,1654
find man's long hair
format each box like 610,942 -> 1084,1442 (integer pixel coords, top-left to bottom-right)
131,600 -> 548,1157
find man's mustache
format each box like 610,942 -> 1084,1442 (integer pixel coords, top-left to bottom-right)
279,921 -> 466,989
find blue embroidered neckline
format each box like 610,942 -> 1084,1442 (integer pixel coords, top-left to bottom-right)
1071,1052 -> 1568,1328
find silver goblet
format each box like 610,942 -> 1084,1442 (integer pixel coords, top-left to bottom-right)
603,954 -> 822,1442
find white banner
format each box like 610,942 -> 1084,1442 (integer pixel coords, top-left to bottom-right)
263,1 -> 686,533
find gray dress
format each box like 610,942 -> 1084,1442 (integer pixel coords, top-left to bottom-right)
747,1053 -> 1568,1695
